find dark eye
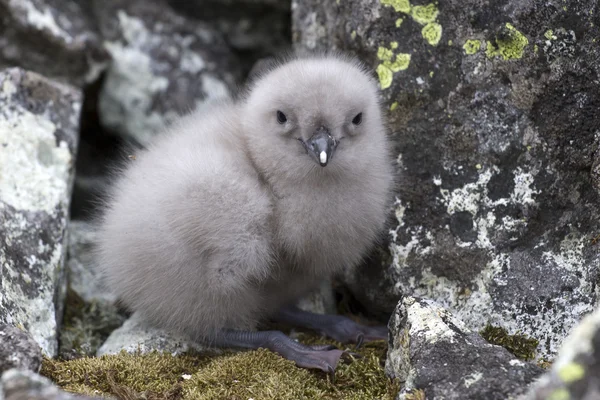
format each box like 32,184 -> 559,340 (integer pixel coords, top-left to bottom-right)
277,110 -> 287,124
352,113 -> 362,125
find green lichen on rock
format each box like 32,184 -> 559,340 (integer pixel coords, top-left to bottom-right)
421,22 -> 442,46
548,388 -> 570,400
380,0 -> 411,14
376,45 -> 411,89
544,29 -> 557,40
480,324 -> 539,361
411,4 -> 438,25
395,18 -> 404,27
42,334 -> 398,400
463,39 -> 481,54
486,23 -> 529,60
557,362 -> 585,383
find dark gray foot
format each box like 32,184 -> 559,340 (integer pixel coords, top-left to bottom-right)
273,306 -> 388,347
213,329 -> 356,377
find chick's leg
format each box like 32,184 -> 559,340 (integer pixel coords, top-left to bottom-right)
213,329 -> 352,377
273,306 -> 388,347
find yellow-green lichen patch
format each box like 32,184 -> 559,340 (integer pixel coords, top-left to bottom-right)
548,388 -> 570,400
351,30 -> 357,40
411,3 -> 439,25
377,45 -> 411,89
463,39 -> 481,55
480,324 -> 539,360
557,362 -> 585,383
421,22 -> 442,46
544,29 -> 557,40
380,0 -> 411,14
390,101 -> 399,111
41,335 -> 398,400
486,23 -> 529,60
395,18 -> 404,27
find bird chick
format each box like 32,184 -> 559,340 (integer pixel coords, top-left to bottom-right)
96,54 -> 394,375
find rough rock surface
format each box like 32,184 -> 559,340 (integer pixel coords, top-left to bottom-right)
58,221 -> 126,360
1,369 -> 104,400
0,325 -> 42,374
0,0 -> 107,86
0,68 -> 81,357
386,297 -> 542,399
97,312 -> 212,356
519,305 -> 600,400
167,0 -> 291,75
293,0 -> 600,358
91,0 -> 241,146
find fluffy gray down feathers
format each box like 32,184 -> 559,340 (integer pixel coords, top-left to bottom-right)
95,54 -> 394,342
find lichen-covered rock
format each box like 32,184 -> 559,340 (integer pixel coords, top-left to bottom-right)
0,0 -> 107,86
1,369 -> 104,400
293,0 -> 600,358
386,297 -> 542,399
519,306 -> 600,400
0,325 -> 42,374
0,68 -> 81,357
90,0 -> 241,146
97,312 -> 212,356
58,221 -> 127,360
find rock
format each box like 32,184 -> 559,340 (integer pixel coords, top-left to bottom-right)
296,280 -> 337,315
1,369 -> 104,400
386,297 -> 542,399
58,221 -> 127,360
0,0 -> 107,86
519,306 -> 600,400
293,0 -> 600,358
0,325 -> 42,374
97,312 -> 212,356
90,0 -> 241,146
0,68 -> 81,357
167,0 -> 291,75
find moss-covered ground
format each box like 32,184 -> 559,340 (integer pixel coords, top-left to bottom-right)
42,333 -> 399,400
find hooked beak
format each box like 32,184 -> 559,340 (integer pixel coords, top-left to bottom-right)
299,127 -> 338,167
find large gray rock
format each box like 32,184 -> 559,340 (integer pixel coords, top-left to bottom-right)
97,312 -> 212,356
91,0 -> 241,146
0,325 -> 42,374
0,67 -> 81,357
386,297 -> 543,399
293,0 -> 600,358
1,369 -> 104,400
0,0 -> 107,86
519,306 -> 600,400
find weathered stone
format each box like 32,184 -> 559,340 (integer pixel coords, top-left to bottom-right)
519,306 -> 600,400
386,297 -> 542,399
167,0 -> 291,75
0,68 -> 81,357
0,0 -> 107,86
58,221 -> 127,360
90,0 -> 241,146
97,312 -> 213,356
293,0 -> 600,358
1,369 -> 104,400
0,325 -> 42,374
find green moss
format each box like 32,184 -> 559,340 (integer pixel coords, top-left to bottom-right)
421,22 -> 442,46
380,0 -> 411,14
558,362 -> 585,383
463,39 -> 481,55
42,334 -> 398,400
405,389 -> 426,400
485,23 -> 529,60
411,4 -> 439,25
480,325 -> 539,361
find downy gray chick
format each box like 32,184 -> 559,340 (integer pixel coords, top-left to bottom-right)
96,54 -> 394,375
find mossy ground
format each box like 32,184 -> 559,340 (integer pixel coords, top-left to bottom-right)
480,324 -> 539,361
42,333 -> 399,400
